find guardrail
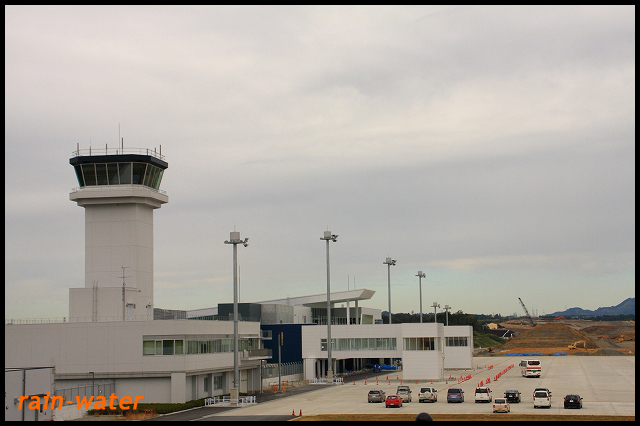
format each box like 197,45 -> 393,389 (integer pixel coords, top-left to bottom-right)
72,147 -> 165,161
70,184 -> 166,196
204,395 -> 257,406
309,377 -> 344,385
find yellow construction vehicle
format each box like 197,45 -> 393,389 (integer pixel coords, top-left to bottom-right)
568,340 -> 586,350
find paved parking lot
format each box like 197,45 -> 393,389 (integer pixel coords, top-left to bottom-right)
209,356 -> 634,418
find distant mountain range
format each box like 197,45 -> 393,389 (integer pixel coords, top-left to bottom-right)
550,297 -> 635,317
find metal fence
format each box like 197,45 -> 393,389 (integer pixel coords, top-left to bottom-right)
262,362 -> 303,378
54,380 -> 115,406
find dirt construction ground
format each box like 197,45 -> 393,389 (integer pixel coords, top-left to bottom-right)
483,320 -> 635,356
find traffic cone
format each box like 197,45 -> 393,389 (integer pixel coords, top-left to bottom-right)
292,409 -> 295,416
416,380 -> 418,384
353,381 -> 356,385
300,409 -> 302,416
386,375 -> 388,380
400,379 -> 403,385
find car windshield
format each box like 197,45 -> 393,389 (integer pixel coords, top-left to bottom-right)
476,389 -> 488,393
449,389 -> 462,394
535,392 -> 548,398
369,391 -> 379,394
495,399 -> 506,404
506,390 -> 517,394
388,396 -> 397,399
528,360 -> 541,365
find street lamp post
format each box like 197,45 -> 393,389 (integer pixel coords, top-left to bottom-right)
416,271 -> 426,323
444,305 -> 451,326
320,231 -> 338,380
432,302 -> 440,323
224,231 -> 249,392
383,257 -> 396,324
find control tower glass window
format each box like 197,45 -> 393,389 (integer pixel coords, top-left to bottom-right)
73,161 -> 165,190
95,164 -> 108,185
132,163 -> 147,185
118,162 -> 132,184
107,163 -> 119,185
82,164 -> 97,186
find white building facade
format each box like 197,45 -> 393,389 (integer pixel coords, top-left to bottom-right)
302,323 -> 473,381
4,319 -> 268,405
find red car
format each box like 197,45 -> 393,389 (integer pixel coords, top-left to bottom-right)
386,394 -> 403,408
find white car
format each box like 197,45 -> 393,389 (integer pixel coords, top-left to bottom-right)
475,386 -> 492,403
493,398 -> 510,413
533,390 -> 551,408
418,387 -> 437,403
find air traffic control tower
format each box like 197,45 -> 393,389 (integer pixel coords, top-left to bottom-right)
68,145 -> 168,321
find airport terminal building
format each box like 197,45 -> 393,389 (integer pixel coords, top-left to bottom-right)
5,146 -> 471,420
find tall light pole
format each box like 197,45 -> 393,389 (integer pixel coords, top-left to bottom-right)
432,302 -> 440,323
416,271 -> 426,323
320,231 -> 338,380
224,231 -> 249,392
383,257 -> 396,324
444,304 -> 451,326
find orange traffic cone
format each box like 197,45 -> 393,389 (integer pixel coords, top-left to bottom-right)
292,409 -> 295,416
300,409 -> 302,416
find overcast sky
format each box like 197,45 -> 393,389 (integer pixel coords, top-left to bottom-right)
5,5 -> 635,320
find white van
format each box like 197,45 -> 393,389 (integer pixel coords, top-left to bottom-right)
520,359 -> 541,377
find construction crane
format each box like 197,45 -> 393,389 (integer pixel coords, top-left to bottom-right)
518,297 -> 536,327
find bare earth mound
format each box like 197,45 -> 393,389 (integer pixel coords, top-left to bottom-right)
501,323 -> 598,350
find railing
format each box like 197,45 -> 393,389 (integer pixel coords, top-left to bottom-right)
54,380 -> 115,406
243,348 -> 272,359
5,315 -> 267,325
204,395 -> 257,406
70,184 -> 166,196
262,362 -> 303,378
72,147 -> 165,161
309,377 -> 344,385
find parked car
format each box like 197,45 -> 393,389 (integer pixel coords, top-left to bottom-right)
385,394 -> 403,408
418,386 -> 437,403
396,385 -> 412,395
474,386 -> 492,403
397,389 -> 412,403
564,394 -> 583,409
504,390 -> 521,403
493,397 -> 510,413
447,387 -> 464,403
533,390 -> 551,408
368,389 -> 386,403
533,388 -> 552,398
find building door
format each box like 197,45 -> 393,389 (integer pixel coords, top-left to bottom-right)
127,304 -> 134,321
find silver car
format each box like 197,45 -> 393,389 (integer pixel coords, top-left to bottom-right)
397,389 -> 412,403
367,389 -> 386,403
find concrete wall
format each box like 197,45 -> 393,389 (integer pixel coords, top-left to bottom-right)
5,368 -> 55,421
443,326 -> 474,370
5,320 -> 264,404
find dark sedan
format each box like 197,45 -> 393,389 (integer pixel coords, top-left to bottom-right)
564,394 -> 583,409
368,389 -> 386,403
504,390 -> 521,403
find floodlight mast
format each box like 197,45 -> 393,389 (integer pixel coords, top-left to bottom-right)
444,304 -> 451,326
432,302 -> 440,323
224,232 -> 249,392
320,231 -> 338,380
383,257 -> 396,324
416,271 -> 426,323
